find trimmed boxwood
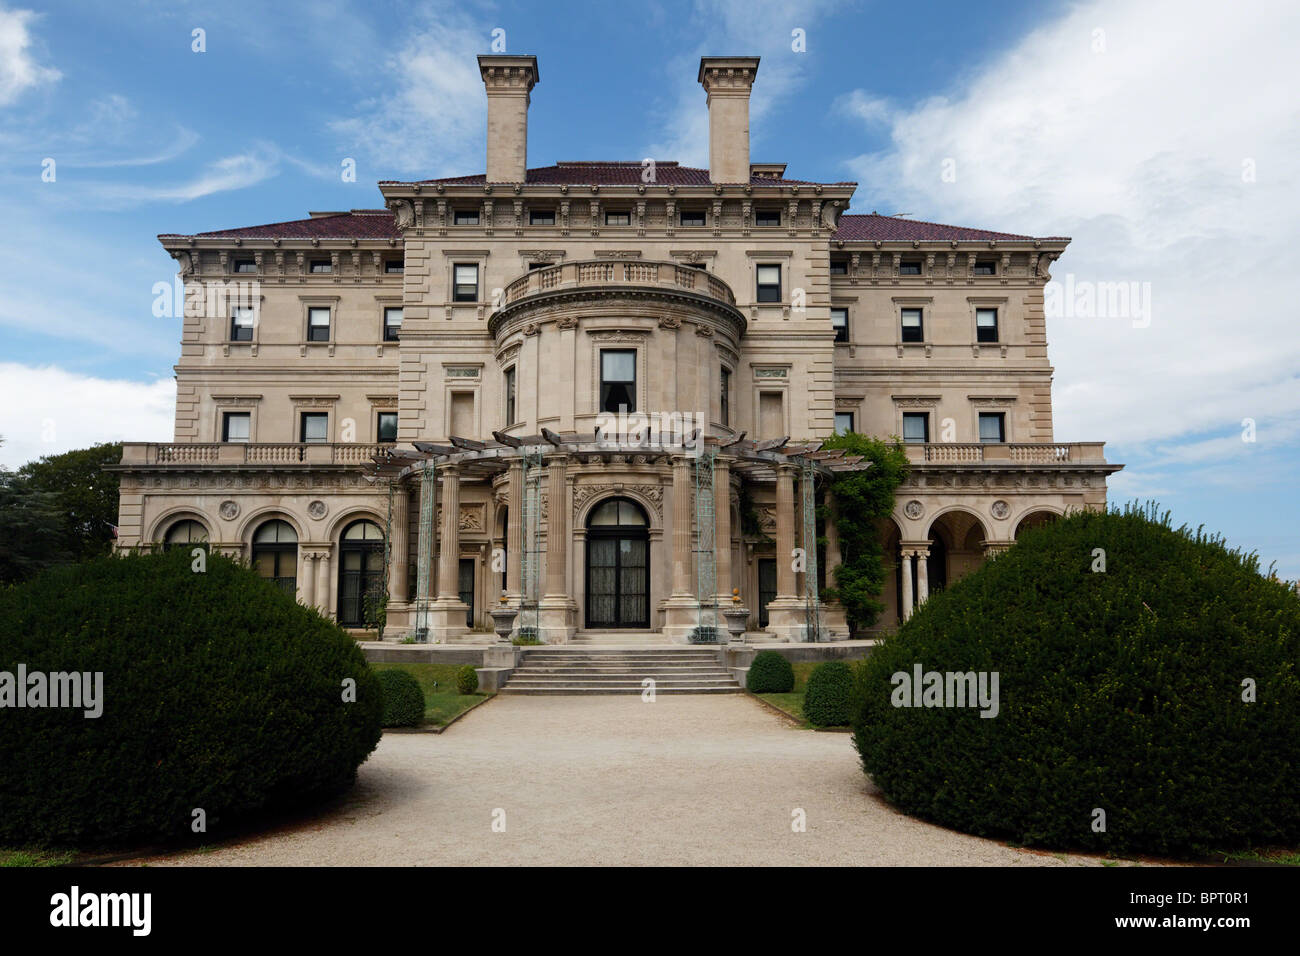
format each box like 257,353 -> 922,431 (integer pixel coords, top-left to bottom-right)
852,503 -> 1300,857
804,660 -> 855,727
377,669 -> 425,727
747,650 -> 795,693
0,548 -> 383,848
455,664 -> 479,695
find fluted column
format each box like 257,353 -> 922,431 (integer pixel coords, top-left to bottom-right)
543,454 -> 569,598
714,457 -> 733,600
900,549 -> 914,622
436,464 -> 460,600
506,458 -> 524,603
671,455 -> 694,596
774,464 -> 797,599
388,481 -> 409,605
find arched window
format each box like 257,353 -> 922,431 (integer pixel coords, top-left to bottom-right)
252,519 -> 298,594
338,519 -> 385,627
163,519 -> 208,552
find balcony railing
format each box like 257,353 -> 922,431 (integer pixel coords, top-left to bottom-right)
122,443 -> 390,466
498,258 -> 737,309
904,442 -> 1108,464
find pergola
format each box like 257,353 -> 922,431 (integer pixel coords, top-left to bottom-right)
363,430 -> 869,642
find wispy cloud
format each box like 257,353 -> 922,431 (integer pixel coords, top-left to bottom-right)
0,6 -> 60,106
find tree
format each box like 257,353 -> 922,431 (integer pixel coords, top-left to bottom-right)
15,442 -> 123,562
819,432 -> 909,632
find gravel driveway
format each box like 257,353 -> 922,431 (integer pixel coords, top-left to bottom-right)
127,695 -> 1142,866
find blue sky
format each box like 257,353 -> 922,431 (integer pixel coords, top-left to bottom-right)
1,0 -> 1297,577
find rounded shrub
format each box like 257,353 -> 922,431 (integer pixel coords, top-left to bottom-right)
853,504 -> 1300,857
455,664 -> 479,695
0,549 -> 383,848
804,660 -> 855,727
747,650 -> 795,693
377,669 -> 425,727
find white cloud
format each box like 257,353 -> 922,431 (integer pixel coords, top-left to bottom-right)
0,364 -> 174,470
329,12 -> 487,177
841,0 -> 1300,450
0,7 -> 59,105
48,145 -> 281,208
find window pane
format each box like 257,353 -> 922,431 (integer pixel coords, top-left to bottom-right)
976,308 -> 998,343
529,209 -> 554,225
223,413 -> 250,442
834,413 -> 853,435
377,413 -> 398,442
454,210 -> 479,225
756,265 -> 780,285
979,413 -> 1004,443
302,413 -> 328,442
680,210 -> 705,226
384,307 -> 402,341
454,264 -> 476,284
385,259 -> 404,274
310,260 -> 331,273
601,350 -> 635,382
605,212 -> 630,225
756,210 -> 780,226
902,413 -> 928,442
900,261 -> 922,275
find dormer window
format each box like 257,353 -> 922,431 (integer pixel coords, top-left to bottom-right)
529,208 -> 555,225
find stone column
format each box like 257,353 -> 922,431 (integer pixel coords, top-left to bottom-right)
916,545 -> 930,606
713,457 -> 733,603
671,455 -> 694,596
764,463 -> 806,640
388,481 -> 409,605
300,552 -> 316,608
900,549 -> 914,623
427,464 -> 468,642
821,498 -> 848,641
538,454 -> 575,643
315,548 -> 332,618
506,458 -> 524,604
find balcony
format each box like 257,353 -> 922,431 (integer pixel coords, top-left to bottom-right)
903,442 -> 1110,465
499,259 -> 737,310
118,442 -> 390,466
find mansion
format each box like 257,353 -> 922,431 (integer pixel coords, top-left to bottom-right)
112,54 -> 1120,642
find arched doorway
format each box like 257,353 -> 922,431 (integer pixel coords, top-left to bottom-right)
252,519 -> 298,594
338,519 -> 385,627
585,497 -> 649,628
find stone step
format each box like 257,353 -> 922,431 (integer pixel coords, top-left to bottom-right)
502,646 -> 742,695
499,686 -> 741,695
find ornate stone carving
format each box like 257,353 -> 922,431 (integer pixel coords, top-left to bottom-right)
218,500 -> 240,520
658,316 -> 681,330
307,500 -> 328,519
904,499 -> 925,520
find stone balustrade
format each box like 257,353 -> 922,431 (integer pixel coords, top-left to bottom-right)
499,258 -> 737,308
120,443 -> 390,466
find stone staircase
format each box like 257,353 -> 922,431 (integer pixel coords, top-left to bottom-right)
499,647 -> 742,695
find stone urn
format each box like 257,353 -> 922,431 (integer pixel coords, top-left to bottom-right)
721,588 -> 749,644
489,597 -> 518,644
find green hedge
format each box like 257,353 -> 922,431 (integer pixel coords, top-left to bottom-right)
804,661 -> 855,727
0,549 -> 383,847
377,669 -> 425,727
852,504 -> 1300,856
747,650 -> 795,693
455,664 -> 479,696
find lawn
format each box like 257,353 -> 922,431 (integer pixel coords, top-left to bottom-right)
370,661 -> 491,728
0,847 -> 74,867
753,660 -> 820,727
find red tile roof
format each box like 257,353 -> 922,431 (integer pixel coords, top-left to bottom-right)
159,210 -> 401,241
833,213 -> 1066,243
380,161 -> 853,188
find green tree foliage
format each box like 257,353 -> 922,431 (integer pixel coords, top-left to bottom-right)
16,442 -> 123,561
852,503 -> 1300,857
819,433 -> 909,631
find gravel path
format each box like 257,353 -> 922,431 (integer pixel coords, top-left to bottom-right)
127,695 -> 1143,866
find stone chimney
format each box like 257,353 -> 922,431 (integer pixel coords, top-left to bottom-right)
478,54 -> 539,183
697,56 -> 760,184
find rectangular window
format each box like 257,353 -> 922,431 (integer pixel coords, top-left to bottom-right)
233,259 -> 256,274
720,367 -> 731,427
385,259 -> 404,274
976,307 -> 999,343
902,412 -> 930,443
528,262 -> 546,270
830,258 -> 849,275
901,307 -> 924,343
309,259 -> 332,274
974,259 -> 997,276
230,307 -> 255,342
680,209 -> 706,227
453,263 -> 478,302
979,412 -> 1006,443
377,412 -> 398,443
900,259 -> 923,276
222,412 -> 250,443
755,208 -> 781,227
834,412 -> 854,436
453,209 -> 479,225
307,307 -> 331,342
604,210 -> 631,226
756,264 -> 782,303
504,366 -> 517,426
529,208 -> 555,225
383,307 -> 402,342
831,307 -> 849,343
600,349 -> 636,414
300,412 -> 328,443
